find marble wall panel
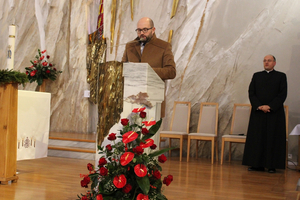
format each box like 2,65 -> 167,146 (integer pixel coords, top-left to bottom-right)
1,0 -> 300,160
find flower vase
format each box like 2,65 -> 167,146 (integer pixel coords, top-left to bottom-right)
38,79 -> 47,92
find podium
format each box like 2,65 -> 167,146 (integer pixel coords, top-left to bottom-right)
96,62 -> 165,161
0,83 -> 18,184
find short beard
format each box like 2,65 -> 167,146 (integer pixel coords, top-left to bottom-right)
139,32 -> 153,42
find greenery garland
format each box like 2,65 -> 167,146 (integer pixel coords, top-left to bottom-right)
0,69 -> 28,87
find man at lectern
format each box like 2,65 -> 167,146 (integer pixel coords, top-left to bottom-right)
122,17 -> 176,116
242,55 -> 287,173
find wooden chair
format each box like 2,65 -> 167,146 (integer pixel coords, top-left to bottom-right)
221,104 -> 251,164
187,102 -> 218,164
159,101 -> 191,162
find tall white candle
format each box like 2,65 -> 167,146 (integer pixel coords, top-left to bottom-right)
7,25 -> 16,70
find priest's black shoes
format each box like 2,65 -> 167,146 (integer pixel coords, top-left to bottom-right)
248,167 -> 265,171
268,168 -> 276,173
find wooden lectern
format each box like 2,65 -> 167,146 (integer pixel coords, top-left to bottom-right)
0,83 -> 19,184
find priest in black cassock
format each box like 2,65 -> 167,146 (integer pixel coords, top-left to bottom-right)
242,55 -> 287,173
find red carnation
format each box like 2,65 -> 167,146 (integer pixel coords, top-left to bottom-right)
87,163 -> 94,171
80,176 -> 90,188
158,154 -> 167,163
99,167 -> 108,176
141,128 -> 149,135
152,170 -> 161,179
41,50 -> 46,54
133,146 -> 144,155
49,63 -> 53,67
42,61 -> 48,66
40,55 -> 44,60
122,183 -> 132,193
106,144 -> 112,151
163,175 -> 173,186
150,144 -> 157,150
108,133 -> 116,141
53,67 -> 57,71
34,60 -> 38,64
137,194 -> 149,200
47,55 -> 50,59
96,194 -> 103,200
26,71 -> 28,75
98,157 -> 107,167
121,118 -> 129,126
46,70 -> 51,73
140,111 -> 146,118
113,174 -> 127,188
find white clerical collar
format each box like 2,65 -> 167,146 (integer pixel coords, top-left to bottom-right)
265,69 -> 274,73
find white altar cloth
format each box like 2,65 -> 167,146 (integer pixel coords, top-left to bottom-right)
17,90 -> 51,160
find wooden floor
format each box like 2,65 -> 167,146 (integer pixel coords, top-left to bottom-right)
1,157 -> 300,200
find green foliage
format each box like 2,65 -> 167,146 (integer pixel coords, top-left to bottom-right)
0,69 -> 28,87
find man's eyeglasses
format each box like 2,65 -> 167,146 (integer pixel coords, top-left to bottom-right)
135,27 -> 153,34
263,59 -> 275,62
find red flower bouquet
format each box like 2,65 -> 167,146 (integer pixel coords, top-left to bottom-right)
78,107 -> 173,200
25,49 -> 62,86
